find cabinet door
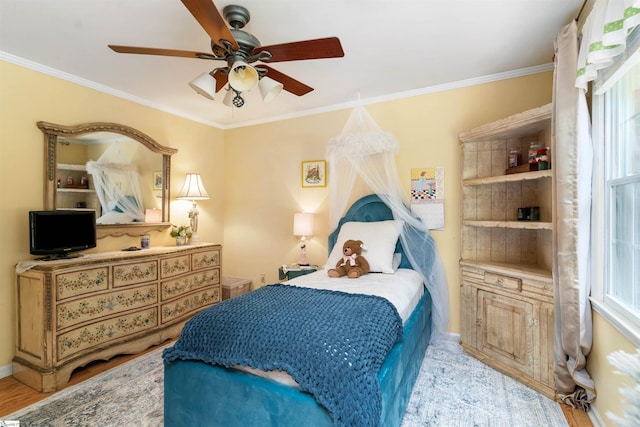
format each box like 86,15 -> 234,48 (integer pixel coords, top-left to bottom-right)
477,290 -> 535,376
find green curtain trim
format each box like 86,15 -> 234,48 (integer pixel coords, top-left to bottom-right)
589,41 -> 620,53
604,19 -> 623,33
602,7 -> 639,35
624,7 -> 639,19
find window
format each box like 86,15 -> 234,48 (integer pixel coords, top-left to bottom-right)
591,29 -> 640,345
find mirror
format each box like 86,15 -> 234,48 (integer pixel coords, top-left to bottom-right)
38,121 -> 177,238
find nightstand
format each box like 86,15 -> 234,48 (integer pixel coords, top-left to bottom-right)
278,264 -> 319,280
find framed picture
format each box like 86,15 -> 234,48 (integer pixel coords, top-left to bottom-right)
153,170 -> 163,190
301,160 -> 326,188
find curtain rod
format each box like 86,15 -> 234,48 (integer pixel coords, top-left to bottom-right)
575,0 -> 589,22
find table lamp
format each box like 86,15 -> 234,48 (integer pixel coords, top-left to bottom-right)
176,173 -> 210,244
293,212 -> 314,266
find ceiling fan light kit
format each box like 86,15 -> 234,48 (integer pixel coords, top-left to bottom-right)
258,77 -> 284,103
228,60 -> 259,92
110,1 -> 344,109
188,72 -> 217,100
223,88 -> 245,108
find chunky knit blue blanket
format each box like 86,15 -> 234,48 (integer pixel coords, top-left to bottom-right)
163,284 -> 403,427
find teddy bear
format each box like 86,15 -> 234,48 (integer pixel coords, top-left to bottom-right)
328,239 -> 370,279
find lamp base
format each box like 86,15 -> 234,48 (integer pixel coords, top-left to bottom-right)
298,249 -> 309,266
188,233 -> 202,245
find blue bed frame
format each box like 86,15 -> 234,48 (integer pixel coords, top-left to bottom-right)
164,195 -> 433,426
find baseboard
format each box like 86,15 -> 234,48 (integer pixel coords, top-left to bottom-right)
0,363 -> 12,379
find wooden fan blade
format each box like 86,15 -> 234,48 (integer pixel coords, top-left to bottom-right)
109,45 -> 215,59
261,65 -> 313,96
256,37 -> 344,62
212,69 -> 228,92
181,0 -> 239,50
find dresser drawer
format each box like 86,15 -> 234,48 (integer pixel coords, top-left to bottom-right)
57,284 -> 158,330
113,260 -> 158,288
521,277 -> 553,298
56,267 -> 109,300
161,269 -> 220,302
57,307 -> 158,361
484,272 -> 522,292
160,255 -> 191,279
160,286 -> 220,324
191,248 -> 221,271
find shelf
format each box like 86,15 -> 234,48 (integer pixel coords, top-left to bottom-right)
463,169 -> 552,186
57,163 -> 87,171
460,259 -> 552,281
459,104 -> 552,142
57,188 -> 95,193
463,220 -> 552,230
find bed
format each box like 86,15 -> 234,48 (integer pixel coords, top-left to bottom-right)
163,194 -> 435,427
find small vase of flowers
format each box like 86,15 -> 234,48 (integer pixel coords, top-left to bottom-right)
170,225 -> 192,246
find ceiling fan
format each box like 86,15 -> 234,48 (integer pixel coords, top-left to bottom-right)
108,0 -> 344,107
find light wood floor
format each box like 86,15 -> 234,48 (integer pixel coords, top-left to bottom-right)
0,342 -> 593,426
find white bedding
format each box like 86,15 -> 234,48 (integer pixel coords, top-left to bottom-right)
235,269 -> 425,386
284,268 -> 424,323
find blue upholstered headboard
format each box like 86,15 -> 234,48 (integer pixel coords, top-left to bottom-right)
328,194 -> 412,269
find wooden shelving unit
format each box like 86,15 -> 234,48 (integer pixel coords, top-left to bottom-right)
459,103 -> 556,398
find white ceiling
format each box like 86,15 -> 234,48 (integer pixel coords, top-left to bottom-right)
0,1 -> 582,129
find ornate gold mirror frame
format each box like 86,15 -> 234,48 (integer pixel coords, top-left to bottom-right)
38,121 -> 177,238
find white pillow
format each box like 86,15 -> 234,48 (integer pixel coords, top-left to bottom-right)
325,220 -> 404,273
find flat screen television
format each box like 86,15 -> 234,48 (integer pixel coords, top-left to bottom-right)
29,210 -> 97,260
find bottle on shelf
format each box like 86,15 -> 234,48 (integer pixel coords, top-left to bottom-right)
508,147 -> 522,168
528,141 -> 542,164
535,148 -> 549,170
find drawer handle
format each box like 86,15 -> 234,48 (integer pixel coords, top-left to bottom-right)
496,278 -> 504,287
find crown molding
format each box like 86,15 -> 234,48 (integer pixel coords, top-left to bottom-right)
2,50 -> 553,130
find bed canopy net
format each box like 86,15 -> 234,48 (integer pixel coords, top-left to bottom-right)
86,141 -> 145,224
327,106 -> 454,347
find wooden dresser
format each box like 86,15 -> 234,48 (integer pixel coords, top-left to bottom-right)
13,243 -> 221,392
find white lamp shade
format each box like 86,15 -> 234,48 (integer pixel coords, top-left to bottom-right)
188,72 -> 217,100
258,77 -> 283,103
228,60 -> 259,92
293,212 -> 314,237
176,173 -> 210,200
223,89 -> 235,107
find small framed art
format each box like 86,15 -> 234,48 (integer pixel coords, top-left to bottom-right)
153,170 -> 163,190
301,160 -> 326,188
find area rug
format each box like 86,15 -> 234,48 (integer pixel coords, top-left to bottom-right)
401,345 -> 568,427
4,346 -> 166,427
5,344 -> 567,427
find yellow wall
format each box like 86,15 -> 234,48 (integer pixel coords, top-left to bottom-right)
1,59 -> 633,423
0,60 -> 224,369
588,312 -> 637,425
222,73 -> 556,337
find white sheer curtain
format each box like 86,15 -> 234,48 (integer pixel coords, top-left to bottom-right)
86,141 -> 145,224
327,106 -> 456,349
553,20 -> 596,410
576,0 -> 640,90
